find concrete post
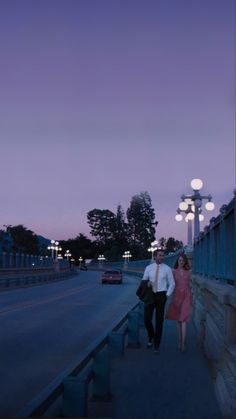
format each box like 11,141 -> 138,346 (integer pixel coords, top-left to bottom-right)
9,253 -> 14,268
127,310 -> 140,347
108,331 -> 125,358
219,205 -> 227,279
19,253 -> 24,268
209,218 -> 216,277
92,346 -> 111,400
15,253 -> 20,268
25,254 -> 29,267
62,376 -> 88,417
3,252 -> 9,268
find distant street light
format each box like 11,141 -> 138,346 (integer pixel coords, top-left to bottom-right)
148,240 -> 158,261
122,250 -> 132,264
64,249 -> 72,261
98,254 -> 105,265
47,240 -> 62,260
79,256 -> 83,268
177,178 -> 215,241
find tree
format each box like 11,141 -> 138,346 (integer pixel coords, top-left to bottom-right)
87,209 -> 116,246
0,229 -> 13,253
6,225 -> 39,254
126,192 -> 157,258
159,237 -> 166,248
165,237 -> 183,254
113,205 -> 129,246
158,236 -> 183,254
60,234 -> 94,263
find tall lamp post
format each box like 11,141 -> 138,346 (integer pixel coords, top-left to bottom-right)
148,240 -> 158,261
175,203 -> 203,249
177,178 -> 215,242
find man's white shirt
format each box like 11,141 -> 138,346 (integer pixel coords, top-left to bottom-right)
142,262 -> 175,297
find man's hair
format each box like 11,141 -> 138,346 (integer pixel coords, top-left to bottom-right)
153,248 -> 165,256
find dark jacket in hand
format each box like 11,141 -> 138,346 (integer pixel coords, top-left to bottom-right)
136,280 -> 154,305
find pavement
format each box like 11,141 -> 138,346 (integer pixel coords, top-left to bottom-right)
88,317 -> 223,419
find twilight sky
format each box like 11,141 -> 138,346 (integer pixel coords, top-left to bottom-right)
0,0 -> 235,246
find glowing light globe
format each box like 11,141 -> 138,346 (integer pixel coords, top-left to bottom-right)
205,201 -> 215,211
191,178 -> 203,191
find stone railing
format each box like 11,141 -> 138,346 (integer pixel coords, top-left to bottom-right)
0,251 -> 53,268
0,251 -> 73,289
191,192 -> 236,419
193,191 -> 236,284
191,273 -> 236,419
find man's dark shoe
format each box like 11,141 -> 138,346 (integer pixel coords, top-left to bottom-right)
154,345 -> 159,354
146,340 -> 153,348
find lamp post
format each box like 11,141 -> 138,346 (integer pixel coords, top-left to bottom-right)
148,240 -> 158,261
55,242 -> 62,260
98,254 -> 105,265
79,256 -> 83,268
175,203 -> 194,249
48,240 -> 55,259
122,250 -> 132,264
64,249 -> 72,261
47,240 -> 62,260
177,178 -> 215,242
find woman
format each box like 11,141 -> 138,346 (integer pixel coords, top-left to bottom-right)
166,253 -> 192,352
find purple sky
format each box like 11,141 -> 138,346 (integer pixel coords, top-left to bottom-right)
0,0 -> 235,246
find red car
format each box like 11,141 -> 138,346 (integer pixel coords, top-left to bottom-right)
101,269 -> 123,284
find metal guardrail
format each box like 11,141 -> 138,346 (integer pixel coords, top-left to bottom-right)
16,302 -> 141,418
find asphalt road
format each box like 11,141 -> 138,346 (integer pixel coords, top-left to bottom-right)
0,270 -> 139,417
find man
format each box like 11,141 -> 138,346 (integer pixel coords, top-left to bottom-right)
142,248 -> 175,353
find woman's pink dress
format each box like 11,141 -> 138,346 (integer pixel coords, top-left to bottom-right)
166,268 -> 192,322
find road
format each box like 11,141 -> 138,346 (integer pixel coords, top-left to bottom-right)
0,270 -> 139,417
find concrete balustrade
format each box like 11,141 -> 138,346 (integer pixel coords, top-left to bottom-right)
194,192 -> 236,284
192,274 -> 236,419
0,250 -> 56,269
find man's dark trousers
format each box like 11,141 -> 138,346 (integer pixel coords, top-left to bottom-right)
144,291 -> 167,347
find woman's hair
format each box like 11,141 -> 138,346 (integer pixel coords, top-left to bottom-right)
174,253 -> 190,270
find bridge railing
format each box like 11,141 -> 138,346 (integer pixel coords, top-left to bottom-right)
193,191 -> 236,284
16,302 -> 141,418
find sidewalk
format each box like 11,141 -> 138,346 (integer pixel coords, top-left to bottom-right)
98,319 -> 223,419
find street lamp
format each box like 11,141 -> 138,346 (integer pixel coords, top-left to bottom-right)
175,201 -> 193,248
55,242 -> 62,260
177,178 -> 215,241
47,240 -> 55,259
148,240 -> 158,261
78,256 -> 83,268
47,240 -> 62,260
122,250 -> 132,264
64,249 -> 72,261
98,254 -> 105,265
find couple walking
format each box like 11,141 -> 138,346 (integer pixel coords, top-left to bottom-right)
138,249 -> 192,353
